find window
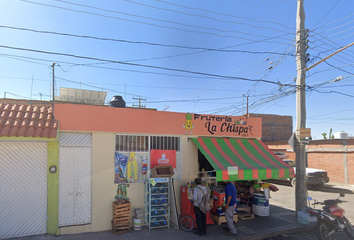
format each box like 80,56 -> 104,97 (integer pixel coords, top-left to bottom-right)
115,135 -> 149,152
115,134 -> 181,183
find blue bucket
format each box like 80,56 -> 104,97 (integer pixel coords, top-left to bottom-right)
252,193 -> 269,206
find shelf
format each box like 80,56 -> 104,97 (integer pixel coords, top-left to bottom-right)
200,177 -> 217,180
144,178 -> 171,231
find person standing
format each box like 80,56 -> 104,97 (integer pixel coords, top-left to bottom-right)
224,181 -> 237,236
192,178 -> 207,237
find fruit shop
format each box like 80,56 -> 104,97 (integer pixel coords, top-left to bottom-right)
53,103 -> 293,235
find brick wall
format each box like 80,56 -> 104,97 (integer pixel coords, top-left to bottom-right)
250,113 -> 292,142
348,153 -> 354,184
308,152 -> 345,184
267,139 -> 354,185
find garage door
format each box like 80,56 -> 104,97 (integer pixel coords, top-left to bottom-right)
0,142 -> 47,239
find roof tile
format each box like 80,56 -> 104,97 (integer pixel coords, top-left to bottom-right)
0,103 -> 58,138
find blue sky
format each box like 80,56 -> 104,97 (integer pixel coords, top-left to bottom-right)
0,0 -> 353,139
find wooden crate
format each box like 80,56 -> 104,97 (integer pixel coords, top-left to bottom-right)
112,221 -> 130,235
238,213 -> 254,220
112,201 -> 131,234
112,202 -> 131,216
113,215 -> 130,224
150,165 -> 174,178
212,214 -> 238,225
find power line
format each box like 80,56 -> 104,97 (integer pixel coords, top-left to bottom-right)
323,18 -> 354,33
312,0 -> 341,29
0,26 -> 294,56
18,0 -> 293,42
312,89 -> 354,98
0,52 -> 265,81
50,0 -> 292,39
126,95 -> 243,104
315,12 -> 354,31
55,76 -> 150,99
324,61 -> 353,75
122,0 -> 293,32
0,44 -> 294,86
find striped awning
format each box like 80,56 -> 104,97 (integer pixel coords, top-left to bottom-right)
192,138 -> 295,181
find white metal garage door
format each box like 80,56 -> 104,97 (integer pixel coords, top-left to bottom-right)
59,133 -> 92,226
0,142 -> 47,239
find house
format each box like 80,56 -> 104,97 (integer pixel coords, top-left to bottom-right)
0,102 -> 293,238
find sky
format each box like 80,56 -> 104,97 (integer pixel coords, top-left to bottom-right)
0,0 -> 353,140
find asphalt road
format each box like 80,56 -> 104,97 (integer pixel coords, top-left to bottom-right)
261,230 -> 350,240
264,181 -> 354,240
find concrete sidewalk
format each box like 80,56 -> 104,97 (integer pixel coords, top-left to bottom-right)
10,206 -> 313,240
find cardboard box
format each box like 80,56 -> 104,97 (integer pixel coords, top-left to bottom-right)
150,165 -> 174,178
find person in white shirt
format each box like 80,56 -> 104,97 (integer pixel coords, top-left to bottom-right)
192,178 -> 207,237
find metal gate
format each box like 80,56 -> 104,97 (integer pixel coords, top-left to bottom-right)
0,142 -> 47,239
59,133 -> 92,226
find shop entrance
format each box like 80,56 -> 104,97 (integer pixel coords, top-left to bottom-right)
197,149 -> 215,177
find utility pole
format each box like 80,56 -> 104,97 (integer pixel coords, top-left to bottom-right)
295,0 -> 307,214
246,95 -> 249,117
51,63 -> 55,119
133,96 -> 146,108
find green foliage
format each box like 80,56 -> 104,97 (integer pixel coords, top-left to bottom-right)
322,133 -> 327,139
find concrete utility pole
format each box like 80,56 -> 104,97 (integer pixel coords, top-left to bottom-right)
295,0 -> 307,213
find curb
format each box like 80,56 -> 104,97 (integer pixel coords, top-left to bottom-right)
235,224 -> 313,240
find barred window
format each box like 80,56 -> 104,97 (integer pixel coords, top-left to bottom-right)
150,136 -> 180,151
115,134 -> 181,183
115,135 -> 149,152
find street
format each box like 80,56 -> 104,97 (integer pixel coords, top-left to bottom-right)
264,181 -> 354,240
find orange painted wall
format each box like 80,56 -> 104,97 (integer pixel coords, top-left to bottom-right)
55,104 -> 262,138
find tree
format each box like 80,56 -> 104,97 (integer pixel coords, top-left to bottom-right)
322,133 -> 327,139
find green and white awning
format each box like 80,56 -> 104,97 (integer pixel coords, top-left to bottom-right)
192,138 -> 294,181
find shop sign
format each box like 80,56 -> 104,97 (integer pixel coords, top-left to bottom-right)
300,128 -> 311,138
183,112 -> 256,137
150,150 -> 176,168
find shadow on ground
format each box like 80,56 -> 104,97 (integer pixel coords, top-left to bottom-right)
309,185 -> 354,194
267,180 -> 354,194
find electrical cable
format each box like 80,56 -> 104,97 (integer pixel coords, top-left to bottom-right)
121,0 -> 293,32
314,12 -> 354,31
50,0 -> 293,39
0,44 -> 294,86
151,0 -> 293,30
324,61 -> 353,75
17,0 -> 293,43
0,25 -> 295,56
312,0 -> 341,29
0,53 -> 265,81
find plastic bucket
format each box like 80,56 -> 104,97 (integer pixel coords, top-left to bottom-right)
252,204 -> 270,217
133,218 -> 142,231
252,193 -> 269,206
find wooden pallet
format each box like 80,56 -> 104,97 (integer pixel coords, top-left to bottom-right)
113,202 -> 131,216
238,213 -> 254,220
211,214 -> 238,225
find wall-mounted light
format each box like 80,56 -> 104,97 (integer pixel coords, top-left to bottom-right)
49,165 -> 57,174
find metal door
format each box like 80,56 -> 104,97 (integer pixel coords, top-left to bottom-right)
0,142 -> 47,239
59,133 -> 91,226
